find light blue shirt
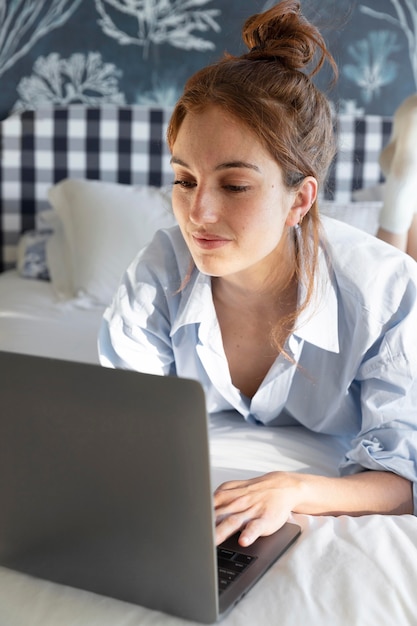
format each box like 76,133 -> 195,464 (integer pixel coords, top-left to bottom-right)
99,217 -> 417,512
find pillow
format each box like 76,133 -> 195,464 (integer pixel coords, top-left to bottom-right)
47,179 -> 176,305
320,201 -> 381,235
352,184 -> 385,202
45,209 -> 74,300
16,210 -> 57,281
17,230 -> 51,281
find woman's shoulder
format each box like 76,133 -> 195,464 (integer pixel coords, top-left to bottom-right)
321,215 -> 417,274
320,215 -> 417,312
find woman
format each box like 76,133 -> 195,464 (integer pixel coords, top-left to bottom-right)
376,93 -> 417,261
99,0 -> 417,547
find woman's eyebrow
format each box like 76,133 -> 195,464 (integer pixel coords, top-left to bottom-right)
215,161 -> 261,172
170,156 -> 188,167
170,156 -> 260,172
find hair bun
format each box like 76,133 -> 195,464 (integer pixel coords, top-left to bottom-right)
243,0 -> 334,78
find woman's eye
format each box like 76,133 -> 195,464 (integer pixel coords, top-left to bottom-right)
173,179 -> 196,189
224,184 -> 250,193
173,180 -> 250,192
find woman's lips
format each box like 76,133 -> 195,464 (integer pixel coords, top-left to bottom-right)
191,233 -> 230,250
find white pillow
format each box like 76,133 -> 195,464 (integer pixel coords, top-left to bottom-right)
352,183 -> 385,202
47,179 -> 176,305
45,209 -> 74,300
320,201 -> 382,235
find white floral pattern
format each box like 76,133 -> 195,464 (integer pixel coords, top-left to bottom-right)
0,1 -> 416,119
0,0 -> 82,77
95,0 -> 221,59
135,73 -> 181,105
13,52 -> 126,112
343,30 -> 400,103
360,1 -> 417,89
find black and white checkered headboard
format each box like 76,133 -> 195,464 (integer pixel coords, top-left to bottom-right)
0,105 -> 392,272
0,105 -> 174,271
325,115 -> 392,201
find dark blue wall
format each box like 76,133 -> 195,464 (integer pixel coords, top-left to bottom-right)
1,1 -> 415,120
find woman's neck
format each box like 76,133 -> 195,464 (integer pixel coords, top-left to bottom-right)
211,231 -> 298,313
211,240 -> 299,399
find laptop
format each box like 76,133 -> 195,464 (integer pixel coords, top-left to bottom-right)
0,350 -> 301,623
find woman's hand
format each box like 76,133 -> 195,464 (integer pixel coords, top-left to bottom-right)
214,469 -> 413,547
214,471 -> 302,547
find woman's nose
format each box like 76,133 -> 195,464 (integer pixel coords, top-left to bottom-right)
189,188 -> 220,224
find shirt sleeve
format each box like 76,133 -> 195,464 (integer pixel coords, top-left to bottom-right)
338,270 -> 417,515
98,230 -> 180,377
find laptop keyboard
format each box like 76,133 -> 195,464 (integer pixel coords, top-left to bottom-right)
217,546 -> 257,594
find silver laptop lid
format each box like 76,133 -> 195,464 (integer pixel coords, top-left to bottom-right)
0,351 -> 219,623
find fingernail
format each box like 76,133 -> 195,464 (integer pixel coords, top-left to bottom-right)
240,534 -> 252,547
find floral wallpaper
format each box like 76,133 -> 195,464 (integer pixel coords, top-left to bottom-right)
0,0 -> 416,120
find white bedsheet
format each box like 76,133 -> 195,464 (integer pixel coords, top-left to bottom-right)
0,271 -> 416,626
1,413 -> 416,626
0,270 -> 104,364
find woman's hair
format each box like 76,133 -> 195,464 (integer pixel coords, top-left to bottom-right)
167,0 -> 338,352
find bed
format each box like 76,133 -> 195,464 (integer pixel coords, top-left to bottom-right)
0,105 -> 416,626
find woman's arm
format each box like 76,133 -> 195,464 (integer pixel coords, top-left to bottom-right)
214,470 -> 413,546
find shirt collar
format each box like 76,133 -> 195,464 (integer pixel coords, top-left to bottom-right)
170,243 -> 339,353
170,270 -> 213,336
293,244 -> 340,353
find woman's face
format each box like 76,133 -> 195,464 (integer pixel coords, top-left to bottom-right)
170,105 -> 315,285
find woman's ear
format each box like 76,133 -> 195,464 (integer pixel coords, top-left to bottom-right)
285,176 -> 318,227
